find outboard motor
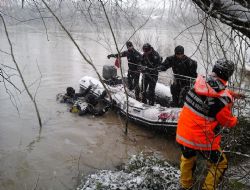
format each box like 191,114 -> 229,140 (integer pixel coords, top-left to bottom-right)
102,64 -> 117,80
102,64 -> 122,85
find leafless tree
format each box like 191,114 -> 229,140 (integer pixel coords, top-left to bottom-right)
0,1 -> 249,188
0,13 -> 42,128
191,0 -> 250,39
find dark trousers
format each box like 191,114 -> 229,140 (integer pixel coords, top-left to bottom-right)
142,73 -> 158,105
170,79 -> 191,107
127,70 -> 140,99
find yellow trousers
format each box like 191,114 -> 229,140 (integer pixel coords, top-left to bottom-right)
180,152 -> 228,190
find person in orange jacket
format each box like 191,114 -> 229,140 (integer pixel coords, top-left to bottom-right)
176,58 -> 239,190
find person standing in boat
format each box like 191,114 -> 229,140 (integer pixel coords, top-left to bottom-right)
107,41 -> 142,100
141,43 -> 162,106
159,45 -> 197,107
176,59 -> 237,190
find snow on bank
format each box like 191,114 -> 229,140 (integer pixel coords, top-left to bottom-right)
78,153 -> 180,190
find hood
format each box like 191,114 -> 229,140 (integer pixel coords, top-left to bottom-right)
194,75 -> 226,97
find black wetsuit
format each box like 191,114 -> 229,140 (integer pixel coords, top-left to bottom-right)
141,49 -> 162,105
77,91 -> 109,116
60,86 -> 110,116
60,86 -> 92,104
109,48 -> 142,99
161,55 -> 197,107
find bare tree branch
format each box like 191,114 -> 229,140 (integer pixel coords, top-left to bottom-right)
41,0 -> 113,102
32,0 -> 50,41
0,68 -> 21,92
0,13 -> 42,128
99,0 -> 130,134
192,0 -> 250,39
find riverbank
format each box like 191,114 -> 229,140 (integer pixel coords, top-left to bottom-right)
78,117 -> 250,190
78,152 -> 250,190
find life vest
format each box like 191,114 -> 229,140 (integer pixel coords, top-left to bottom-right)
176,75 -> 237,150
70,101 -> 88,113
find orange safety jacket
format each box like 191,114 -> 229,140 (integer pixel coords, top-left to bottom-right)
176,75 -> 237,151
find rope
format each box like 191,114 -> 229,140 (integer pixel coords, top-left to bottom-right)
122,62 -> 250,94
125,61 -> 196,80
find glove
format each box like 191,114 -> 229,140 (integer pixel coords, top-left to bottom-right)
103,105 -> 110,112
107,54 -> 113,59
157,65 -> 166,71
100,90 -> 107,99
233,93 -> 246,99
157,66 -> 162,71
70,105 -> 79,113
86,85 -> 92,91
140,66 -> 146,73
229,90 -> 246,99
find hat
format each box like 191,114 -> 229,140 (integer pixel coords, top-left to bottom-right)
142,43 -> 152,52
126,41 -> 133,48
66,87 -> 75,97
174,45 -> 184,54
212,58 -> 234,81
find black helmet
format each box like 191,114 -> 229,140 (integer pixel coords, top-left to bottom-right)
142,43 -> 152,52
126,41 -> 133,48
212,58 -> 234,81
66,87 -> 75,97
174,45 -> 184,54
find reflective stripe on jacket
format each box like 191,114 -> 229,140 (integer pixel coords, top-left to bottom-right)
176,75 -> 237,150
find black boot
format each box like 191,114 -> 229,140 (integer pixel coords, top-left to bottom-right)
142,97 -> 147,104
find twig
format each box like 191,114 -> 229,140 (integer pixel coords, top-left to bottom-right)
0,13 -> 42,128
0,68 -> 20,112
32,174 -> 40,190
34,61 -> 42,100
41,0 -> 113,102
32,0 -> 50,41
0,49 -> 11,55
99,0 -> 130,134
0,69 -> 21,92
224,151 -> 250,158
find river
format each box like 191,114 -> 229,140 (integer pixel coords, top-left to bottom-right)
1,19 -> 250,189
0,25 -> 183,190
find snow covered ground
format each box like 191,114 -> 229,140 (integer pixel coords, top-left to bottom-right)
78,153 -> 180,190
78,151 -> 250,190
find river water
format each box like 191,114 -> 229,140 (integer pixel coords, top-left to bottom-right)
0,25 -> 183,190
1,21 -> 250,189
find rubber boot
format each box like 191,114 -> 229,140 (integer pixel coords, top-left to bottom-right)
202,153 -> 228,190
180,155 -> 197,190
142,92 -> 147,104
135,85 -> 140,101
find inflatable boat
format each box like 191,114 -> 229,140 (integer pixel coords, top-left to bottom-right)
79,67 -> 181,131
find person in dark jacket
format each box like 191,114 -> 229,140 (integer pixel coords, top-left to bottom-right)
160,45 -> 197,107
107,41 -> 142,100
141,43 -> 162,105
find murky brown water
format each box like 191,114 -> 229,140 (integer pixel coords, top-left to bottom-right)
1,22 -> 249,190
0,26 -> 182,190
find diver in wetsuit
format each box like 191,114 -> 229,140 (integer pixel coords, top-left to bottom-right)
57,86 -> 110,116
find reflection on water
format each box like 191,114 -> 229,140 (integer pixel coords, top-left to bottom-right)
0,26 -> 181,190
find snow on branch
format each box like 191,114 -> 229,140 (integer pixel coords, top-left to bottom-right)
192,0 -> 250,38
